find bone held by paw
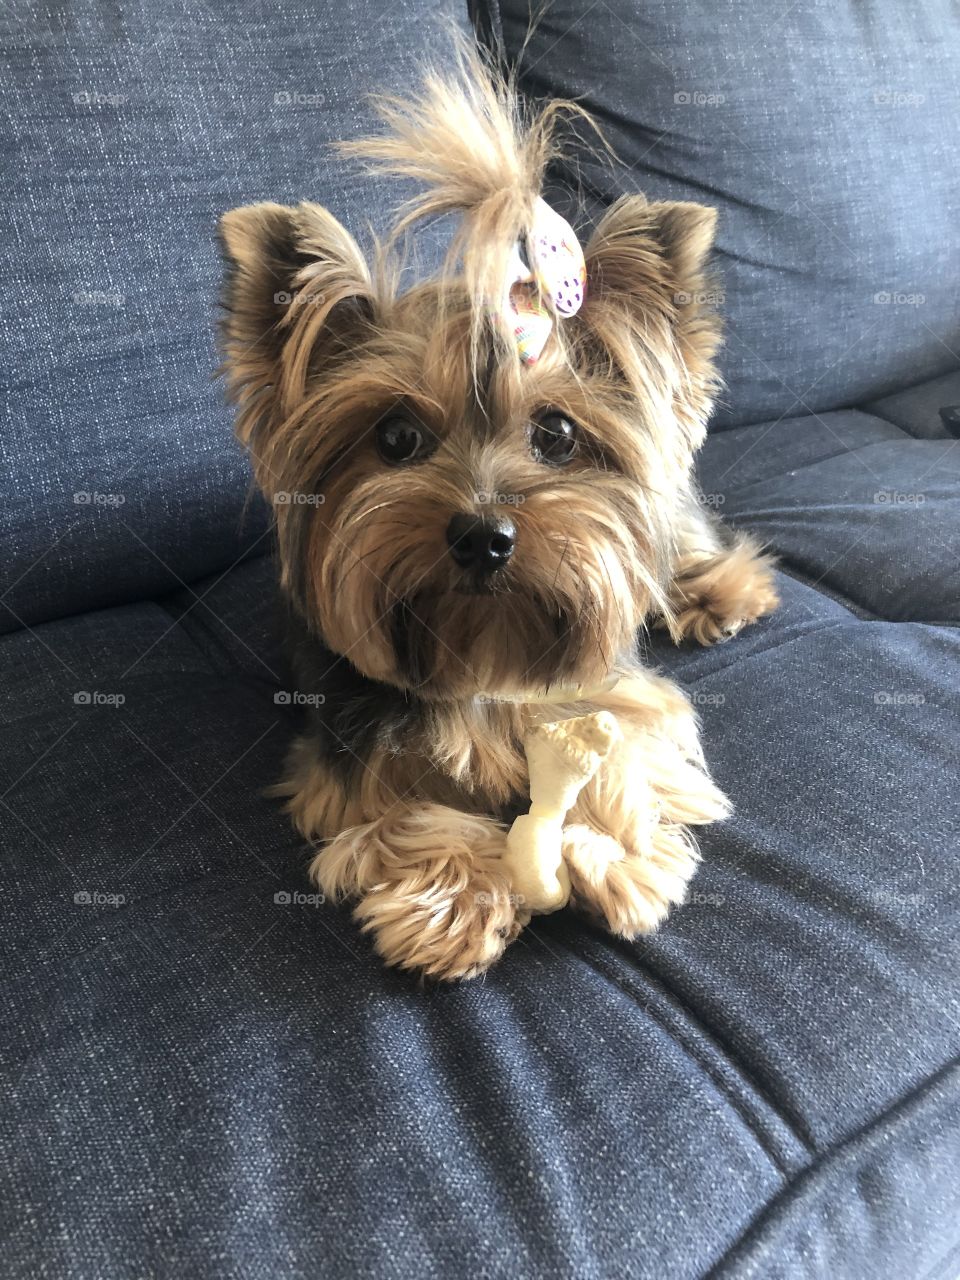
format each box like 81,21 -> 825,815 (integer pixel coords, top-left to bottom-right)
503,711 -> 621,914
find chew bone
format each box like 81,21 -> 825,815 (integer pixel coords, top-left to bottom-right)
503,711 -> 622,913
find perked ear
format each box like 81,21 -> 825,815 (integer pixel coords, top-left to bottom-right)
582,194 -> 722,445
218,201 -> 377,456
584,194 -> 718,315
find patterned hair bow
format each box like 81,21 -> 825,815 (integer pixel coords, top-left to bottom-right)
497,196 -> 587,365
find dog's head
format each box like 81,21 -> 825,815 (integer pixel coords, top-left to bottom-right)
219,54 -> 720,700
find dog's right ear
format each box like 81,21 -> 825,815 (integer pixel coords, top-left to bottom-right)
218,201 -> 377,453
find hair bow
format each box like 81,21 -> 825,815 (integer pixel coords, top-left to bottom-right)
497,197 -> 587,366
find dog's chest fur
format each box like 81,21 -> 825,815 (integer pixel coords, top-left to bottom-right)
285,605 -> 531,814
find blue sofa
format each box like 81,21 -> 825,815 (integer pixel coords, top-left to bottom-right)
2,1 -> 958,1275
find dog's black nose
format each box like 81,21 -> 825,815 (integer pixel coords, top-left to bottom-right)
446,513 -> 516,572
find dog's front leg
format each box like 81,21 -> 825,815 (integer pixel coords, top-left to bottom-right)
561,672 -> 730,936
309,803 -> 528,981
665,493 -> 779,644
313,805 -> 528,981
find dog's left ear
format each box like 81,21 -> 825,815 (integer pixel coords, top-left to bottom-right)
581,195 -> 721,441
218,201 -> 377,457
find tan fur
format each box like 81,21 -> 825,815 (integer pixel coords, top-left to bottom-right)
669,534 -> 779,644
313,806 -> 526,980
217,45 -> 777,980
563,673 -> 730,935
288,670 -> 728,981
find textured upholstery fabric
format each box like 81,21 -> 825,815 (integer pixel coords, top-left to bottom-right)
3,2 -> 960,1276
696,410 -> 960,621
866,370 -> 960,440
0,0 -> 466,635
2,468 -> 958,1276
479,0 -> 960,429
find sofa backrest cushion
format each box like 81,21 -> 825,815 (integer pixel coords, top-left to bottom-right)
477,0 -> 960,429
0,1 -> 467,633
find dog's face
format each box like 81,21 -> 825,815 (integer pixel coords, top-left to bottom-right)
220,195 -> 718,700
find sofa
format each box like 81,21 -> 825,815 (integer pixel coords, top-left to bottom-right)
2,1 -> 958,1275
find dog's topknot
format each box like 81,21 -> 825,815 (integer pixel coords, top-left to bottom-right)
342,40 -> 595,370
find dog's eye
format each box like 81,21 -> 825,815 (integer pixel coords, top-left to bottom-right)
375,415 -> 433,465
530,412 -> 579,466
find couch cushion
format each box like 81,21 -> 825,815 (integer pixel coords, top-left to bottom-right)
1,551 -> 958,1277
866,370 -> 960,440
695,407 -> 960,621
0,0 -> 467,635
479,0 -> 960,428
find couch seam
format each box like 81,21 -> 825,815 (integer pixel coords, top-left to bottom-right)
862,394 -> 953,442
573,935 -> 812,1175
703,426 -> 915,501
705,1056 -> 960,1279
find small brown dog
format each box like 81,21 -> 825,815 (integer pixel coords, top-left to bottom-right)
218,51 -> 777,980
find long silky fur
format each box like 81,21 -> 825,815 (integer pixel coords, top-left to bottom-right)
215,42 -> 780,981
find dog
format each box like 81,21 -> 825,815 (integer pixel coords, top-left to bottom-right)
218,51 -> 778,980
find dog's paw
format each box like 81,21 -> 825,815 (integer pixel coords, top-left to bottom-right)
563,701 -> 730,938
667,537 -> 779,646
563,821 -> 701,936
347,808 -> 528,981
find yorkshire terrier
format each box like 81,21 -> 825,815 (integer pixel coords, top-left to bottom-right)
218,51 -> 778,980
